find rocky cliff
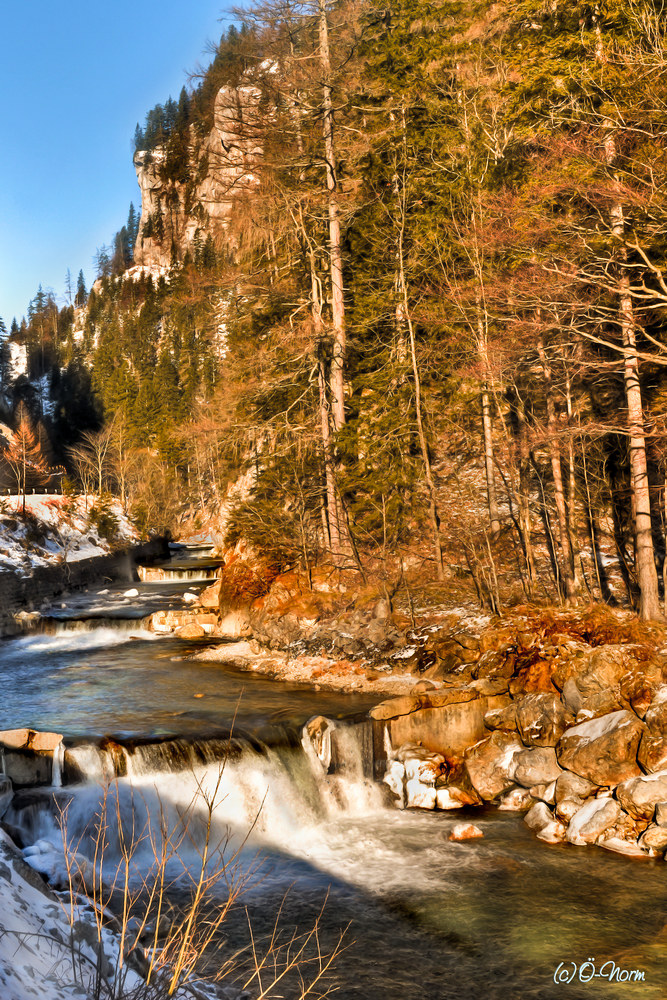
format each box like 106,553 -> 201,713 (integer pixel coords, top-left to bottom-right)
133,85 -> 263,270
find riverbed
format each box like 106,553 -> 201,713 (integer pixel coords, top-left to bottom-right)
1,558 -> 666,999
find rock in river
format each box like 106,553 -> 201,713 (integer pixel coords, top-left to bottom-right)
449,822 -> 484,841
566,797 -> 620,846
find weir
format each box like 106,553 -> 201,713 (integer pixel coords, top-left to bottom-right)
37,614 -> 154,634
4,569 -> 667,1000
6,718 -> 386,863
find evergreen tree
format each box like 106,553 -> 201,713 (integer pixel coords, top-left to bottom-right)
75,270 -> 87,307
133,123 -> 145,152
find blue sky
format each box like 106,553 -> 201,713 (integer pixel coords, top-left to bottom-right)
0,1 -> 227,325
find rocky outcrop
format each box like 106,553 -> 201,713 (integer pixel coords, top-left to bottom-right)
369,606 -> 667,856
134,85 -> 262,271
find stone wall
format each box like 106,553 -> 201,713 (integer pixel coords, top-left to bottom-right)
0,539 -> 168,636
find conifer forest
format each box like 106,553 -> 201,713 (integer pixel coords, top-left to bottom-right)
4,0 -> 667,619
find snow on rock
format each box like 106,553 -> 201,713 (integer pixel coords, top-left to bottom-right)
566,797 -> 620,846
0,827 -> 237,1000
0,828 -> 146,1000
0,495 -> 138,577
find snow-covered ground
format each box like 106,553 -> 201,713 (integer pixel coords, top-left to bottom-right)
0,495 -> 138,577
0,828 -> 148,1000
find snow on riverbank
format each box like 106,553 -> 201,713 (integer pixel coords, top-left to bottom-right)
0,495 -> 138,576
0,827 -> 147,1000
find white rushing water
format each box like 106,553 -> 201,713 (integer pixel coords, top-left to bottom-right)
1,626 -> 158,659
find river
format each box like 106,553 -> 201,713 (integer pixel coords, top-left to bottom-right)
1,552 -> 666,999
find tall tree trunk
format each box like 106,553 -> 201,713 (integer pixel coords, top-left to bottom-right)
475,292 -> 501,536
397,228 -> 444,580
604,130 -> 662,619
512,389 -> 536,591
309,247 -> 344,561
564,372 -> 583,592
537,337 -> 578,603
318,0 -> 346,432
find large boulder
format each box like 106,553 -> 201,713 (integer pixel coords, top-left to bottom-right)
620,667 -> 663,719
395,744 -> 446,810
555,770 -> 598,802
515,693 -> 569,747
570,689 -> 623,722
371,688 -> 476,722
498,786 -> 535,811
435,762 -> 483,810
554,771 -> 598,823
566,797 -> 620,846
198,579 -> 221,610
639,824 -> 667,851
656,801 -> 667,826
484,702 -> 518,733
638,733 -> 667,774
616,769 -> 667,821
388,694 -> 507,757
644,696 -> 667,735
514,747 -> 562,788
464,732 -> 523,801
524,801 -> 567,843
553,644 -> 636,698
556,710 -> 644,785
530,781 -> 557,805
474,650 -> 514,682
383,759 -> 406,808
176,623 -> 206,639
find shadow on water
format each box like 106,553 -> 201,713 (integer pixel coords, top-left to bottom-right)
2,570 -> 666,1000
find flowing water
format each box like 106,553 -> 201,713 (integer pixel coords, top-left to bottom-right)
2,560 -> 667,999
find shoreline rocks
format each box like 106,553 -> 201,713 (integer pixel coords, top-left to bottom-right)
364,606 -> 667,857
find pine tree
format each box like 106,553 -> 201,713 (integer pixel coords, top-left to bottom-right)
75,270 -> 87,307
133,123 -> 145,152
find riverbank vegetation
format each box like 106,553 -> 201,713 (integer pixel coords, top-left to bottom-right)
4,1 -> 667,618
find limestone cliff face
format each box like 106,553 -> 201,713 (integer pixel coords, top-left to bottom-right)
133,85 -> 262,270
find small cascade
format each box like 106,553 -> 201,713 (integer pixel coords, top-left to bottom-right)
39,615 -> 153,635
13,719 -> 385,869
137,565 -> 219,584
51,741 -> 65,788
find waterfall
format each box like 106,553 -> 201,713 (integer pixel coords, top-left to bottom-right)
10,720 -> 386,869
137,566 -> 219,583
39,615 -> 153,634
51,741 -> 65,788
